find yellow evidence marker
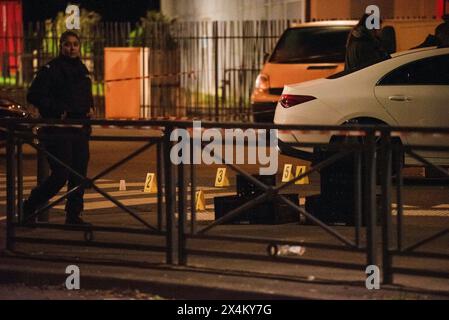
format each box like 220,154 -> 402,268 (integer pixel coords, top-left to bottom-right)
295,166 -> 310,185
282,164 -> 294,182
195,190 -> 206,211
215,168 -> 230,187
119,180 -> 126,191
144,173 -> 158,193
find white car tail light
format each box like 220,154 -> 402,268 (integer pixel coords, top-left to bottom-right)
280,94 -> 316,108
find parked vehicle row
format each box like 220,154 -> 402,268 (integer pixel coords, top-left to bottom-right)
251,19 -> 443,123
274,46 -> 449,165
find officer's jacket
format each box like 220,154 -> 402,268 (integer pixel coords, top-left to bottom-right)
344,26 -> 390,72
27,55 -> 93,119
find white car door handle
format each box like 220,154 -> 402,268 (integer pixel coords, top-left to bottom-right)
389,95 -> 412,102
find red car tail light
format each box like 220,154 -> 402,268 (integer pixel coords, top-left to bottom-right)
280,94 -> 316,108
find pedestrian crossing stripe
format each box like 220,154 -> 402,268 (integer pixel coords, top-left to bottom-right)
0,184 -> 222,198
0,174 -> 448,217
0,176 -> 42,182
58,191 -> 236,211
0,175 -> 235,211
0,178 -> 113,190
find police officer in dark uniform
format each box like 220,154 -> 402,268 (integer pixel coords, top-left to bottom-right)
23,31 -> 93,225
345,14 -> 390,72
412,20 -> 449,49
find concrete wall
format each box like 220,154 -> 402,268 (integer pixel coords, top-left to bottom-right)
161,0 -> 306,21
310,0 -> 352,20
310,0 -> 439,21
162,0 -> 442,22
393,0 -> 437,19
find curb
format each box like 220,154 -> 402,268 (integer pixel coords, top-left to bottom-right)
0,267 -> 306,300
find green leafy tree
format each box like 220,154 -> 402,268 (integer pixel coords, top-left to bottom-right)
43,6 -> 101,56
129,11 -> 177,50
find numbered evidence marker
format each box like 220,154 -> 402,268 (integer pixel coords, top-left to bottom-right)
295,166 -> 310,185
214,168 -> 230,187
282,164 -> 295,182
195,190 -> 206,211
144,173 -> 157,193
119,180 -> 127,191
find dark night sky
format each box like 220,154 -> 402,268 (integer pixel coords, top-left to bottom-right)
22,0 -> 160,22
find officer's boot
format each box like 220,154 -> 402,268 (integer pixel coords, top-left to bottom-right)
22,200 -> 37,227
65,212 -> 91,226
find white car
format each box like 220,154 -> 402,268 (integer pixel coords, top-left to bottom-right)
274,47 -> 449,165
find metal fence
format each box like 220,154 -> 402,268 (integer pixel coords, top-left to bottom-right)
2,118 -> 449,284
1,20 -> 297,120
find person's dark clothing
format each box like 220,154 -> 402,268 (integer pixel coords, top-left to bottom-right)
26,127 -> 90,219
411,34 -> 440,49
24,55 -> 93,222
344,26 -> 390,72
27,55 -> 93,119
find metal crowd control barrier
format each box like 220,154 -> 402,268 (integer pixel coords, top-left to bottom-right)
1,118 -> 449,285
2,118 -> 169,260
169,121 -> 449,285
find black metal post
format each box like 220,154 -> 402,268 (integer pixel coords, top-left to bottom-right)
364,130 -> 377,267
163,127 -> 177,264
213,21 -> 219,122
190,139 -> 196,234
157,141 -> 165,231
37,140 -> 49,222
395,147 -> 404,252
6,127 -> 16,251
354,149 -> 362,248
16,140 -> 23,223
178,163 -> 187,266
380,132 -> 393,285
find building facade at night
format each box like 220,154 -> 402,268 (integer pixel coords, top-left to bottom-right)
161,0 -> 307,21
161,0 -> 448,21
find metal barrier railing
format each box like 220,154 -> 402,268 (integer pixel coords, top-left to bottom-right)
1,118 -> 449,285
2,119 -> 168,259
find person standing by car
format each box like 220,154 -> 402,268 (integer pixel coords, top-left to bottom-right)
345,14 -> 390,72
23,31 -> 93,226
413,20 -> 449,49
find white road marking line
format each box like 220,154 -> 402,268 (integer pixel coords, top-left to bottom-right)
0,176 -> 38,182
431,204 -> 449,209
0,185 -> 223,199
0,178 -> 113,190
2,176 -> 446,216
0,184 -> 234,208
54,191 -> 236,210
392,211 -> 449,217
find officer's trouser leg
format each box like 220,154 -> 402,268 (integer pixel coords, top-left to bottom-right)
65,131 -> 90,218
26,140 -> 70,211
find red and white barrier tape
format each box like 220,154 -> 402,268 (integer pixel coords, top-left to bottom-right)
104,71 -> 196,83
